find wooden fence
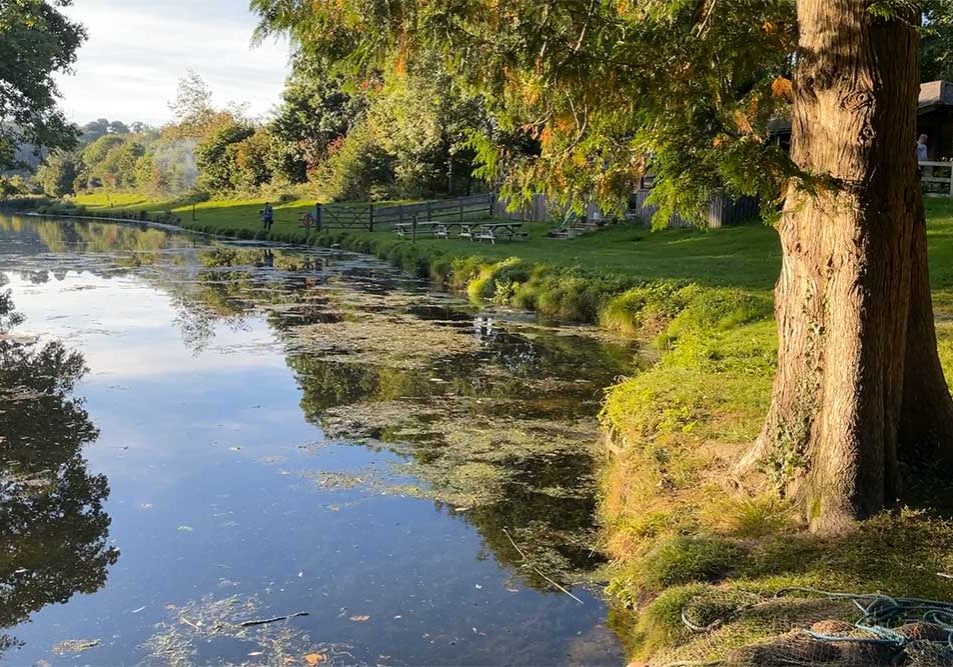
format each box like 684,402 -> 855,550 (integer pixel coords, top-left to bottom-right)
628,189 -> 760,228
920,161 -> 953,197
317,193 -> 495,231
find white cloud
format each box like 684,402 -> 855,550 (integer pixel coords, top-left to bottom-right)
54,0 -> 292,126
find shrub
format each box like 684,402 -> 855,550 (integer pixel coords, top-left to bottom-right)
599,282 -> 695,336
315,124 -> 395,201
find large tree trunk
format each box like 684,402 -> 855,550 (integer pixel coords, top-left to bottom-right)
745,0 -> 953,533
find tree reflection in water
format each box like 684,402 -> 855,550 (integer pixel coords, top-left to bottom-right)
0,280 -> 118,654
0,217 -> 634,598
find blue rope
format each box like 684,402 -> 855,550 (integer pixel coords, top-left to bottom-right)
775,587 -> 953,652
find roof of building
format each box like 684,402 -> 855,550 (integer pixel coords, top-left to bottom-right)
920,80 -> 953,109
769,81 -> 953,135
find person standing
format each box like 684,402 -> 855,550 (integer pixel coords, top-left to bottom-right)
917,134 -> 929,163
261,202 -> 274,231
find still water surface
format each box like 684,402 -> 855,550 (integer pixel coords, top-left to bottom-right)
0,216 -> 636,666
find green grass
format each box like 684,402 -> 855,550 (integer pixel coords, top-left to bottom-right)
70,192 -> 783,289
597,196 -> 953,663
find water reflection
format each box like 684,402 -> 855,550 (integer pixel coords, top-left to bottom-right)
0,216 -> 632,664
176,248 -> 636,591
2,217 -> 635,592
0,281 -> 118,655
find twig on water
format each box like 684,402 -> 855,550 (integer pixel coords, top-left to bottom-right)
502,528 -> 584,605
238,611 -> 310,627
180,616 -> 201,631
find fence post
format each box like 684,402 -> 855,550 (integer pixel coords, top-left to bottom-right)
459,202 -> 464,221
368,204 -> 375,232
489,192 -> 495,217
426,201 -> 433,221
412,214 -> 417,243
315,203 -> 323,231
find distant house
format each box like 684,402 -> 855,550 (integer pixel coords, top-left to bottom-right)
917,81 -> 953,160
769,81 -> 953,160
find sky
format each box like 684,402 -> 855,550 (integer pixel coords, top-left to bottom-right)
54,0 -> 292,127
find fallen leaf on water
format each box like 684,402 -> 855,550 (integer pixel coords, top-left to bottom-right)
304,653 -> 326,665
350,615 -> 370,622
248,651 -> 264,657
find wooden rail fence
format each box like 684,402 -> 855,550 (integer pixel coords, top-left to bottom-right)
316,193 -> 495,231
920,161 -> 953,197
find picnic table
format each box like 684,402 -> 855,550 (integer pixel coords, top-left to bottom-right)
394,220 -> 462,239
459,222 -> 527,244
394,220 -> 527,243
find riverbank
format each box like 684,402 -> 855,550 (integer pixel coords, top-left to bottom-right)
39,193 -> 953,663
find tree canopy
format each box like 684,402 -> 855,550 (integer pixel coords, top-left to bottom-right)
252,0 -> 799,219
0,0 -> 85,171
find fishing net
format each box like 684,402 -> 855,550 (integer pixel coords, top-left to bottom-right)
659,588 -> 953,666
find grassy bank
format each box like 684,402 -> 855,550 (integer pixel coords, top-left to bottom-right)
49,192 -> 953,663
599,201 -> 953,665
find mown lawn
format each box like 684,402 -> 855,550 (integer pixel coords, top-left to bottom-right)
73,192 -> 785,288
70,192 -> 953,298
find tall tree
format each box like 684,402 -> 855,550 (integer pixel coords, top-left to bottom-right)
922,1 -> 953,81
268,56 -> 362,183
0,0 -> 85,170
35,149 -> 79,196
254,0 -> 953,532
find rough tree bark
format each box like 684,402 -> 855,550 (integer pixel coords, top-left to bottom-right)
744,0 -> 953,533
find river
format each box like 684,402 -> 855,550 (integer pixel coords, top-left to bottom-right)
0,215 -> 637,666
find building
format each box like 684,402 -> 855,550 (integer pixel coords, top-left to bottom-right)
917,81 -> 953,161
769,81 -> 953,160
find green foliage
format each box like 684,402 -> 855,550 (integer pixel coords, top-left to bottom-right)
196,120 -> 256,193
268,56 -> 362,184
0,0 -> 86,170
231,129 -> 274,191
305,57 -> 490,201
600,282 -> 698,336
78,118 -> 135,144
251,0 -> 800,222
923,0 -> 953,81
168,69 -> 215,134
79,134 -> 145,189
35,149 -> 78,197
314,122 -> 395,201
